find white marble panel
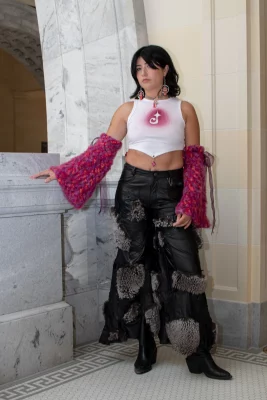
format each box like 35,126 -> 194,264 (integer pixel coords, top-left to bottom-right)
117,25 -> 139,101
114,0 -> 135,30
43,56 -> 66,155
85,34 -> 121,138
85,34 -> 123,179
0,152 -> 59,178
0,184 -> 70,216
66,290 -> 99,345
55,0 -> 82,54
0,302 -> 72,384
0,214 -> 62,315
35,0 -> 61,61
64,208 -> 97,296
96,206 -> 117,286
62,48 -> 89,156
132,0 -> 148,47
78,0 -> 116,44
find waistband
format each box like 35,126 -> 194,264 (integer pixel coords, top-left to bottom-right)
124,163 -> 183,179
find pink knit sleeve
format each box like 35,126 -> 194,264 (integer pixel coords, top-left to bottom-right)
50,133 -> 122,209
175,145 -> 215,230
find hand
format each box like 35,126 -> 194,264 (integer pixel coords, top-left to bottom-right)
173,213 -> 192,229
30,169 -> 56,183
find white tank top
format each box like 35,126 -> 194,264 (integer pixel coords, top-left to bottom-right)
127,97 -> 185,158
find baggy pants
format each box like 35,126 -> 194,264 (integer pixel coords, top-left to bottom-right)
99,163 -> 216,356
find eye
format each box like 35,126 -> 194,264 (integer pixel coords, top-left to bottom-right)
136,67 -> 142,72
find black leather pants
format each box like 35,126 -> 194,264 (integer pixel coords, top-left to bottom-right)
99,163 -> 215,356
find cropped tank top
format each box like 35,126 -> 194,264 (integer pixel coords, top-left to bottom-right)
127,97 -> 185,158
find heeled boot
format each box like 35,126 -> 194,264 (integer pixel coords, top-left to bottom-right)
186,348 -> 232,380
134,316 -> 157,374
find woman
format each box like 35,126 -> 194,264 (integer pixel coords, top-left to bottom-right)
32,45 -> 231,380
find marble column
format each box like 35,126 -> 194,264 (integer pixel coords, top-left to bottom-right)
35,0 -> 148,345
0,153 -> 73,384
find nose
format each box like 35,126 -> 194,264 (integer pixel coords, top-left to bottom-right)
141,66 -> 148,76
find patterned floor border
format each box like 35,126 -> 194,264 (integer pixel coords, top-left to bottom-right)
0,341 -> 267,400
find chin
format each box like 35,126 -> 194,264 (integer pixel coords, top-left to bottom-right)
143,83 -> 156,91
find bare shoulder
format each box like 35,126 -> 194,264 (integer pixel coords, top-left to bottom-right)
107,101 -> 134,141
116,101 -> 134,121
181,100 -> 197,120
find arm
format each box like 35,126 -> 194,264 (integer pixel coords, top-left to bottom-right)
183,101 -> 200,147
31,102 -> 132,182
106,101 -> 133,140
174,101 -> 211,230
31,102 -> 133,208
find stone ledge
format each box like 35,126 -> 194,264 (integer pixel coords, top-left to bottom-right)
0,153 -> 72,214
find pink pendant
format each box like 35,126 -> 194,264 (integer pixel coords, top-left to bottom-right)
152,161 -> 156,167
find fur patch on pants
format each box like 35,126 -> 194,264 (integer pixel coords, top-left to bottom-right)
108,331 -> 119,342
117,264 -> 145,299
172,271 -> 207,295
166,319 -> 200,356
153,216 -> 173,228
129,200 -> 146,222
151,272 -> 160,292
114,226 -> 131,252
123,303 -> 140,324
145,304 -> 160,335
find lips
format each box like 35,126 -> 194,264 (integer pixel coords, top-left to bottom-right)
142,79 -> 150,83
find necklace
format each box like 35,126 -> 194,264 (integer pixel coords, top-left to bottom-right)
145,89 -> 167,108
145,95 -> 158,108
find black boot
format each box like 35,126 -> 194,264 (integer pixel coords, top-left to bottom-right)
186,350 -> 232,380
134,316 -> 157,374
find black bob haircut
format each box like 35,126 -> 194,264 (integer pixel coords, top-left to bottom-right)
130,45 -> 181,99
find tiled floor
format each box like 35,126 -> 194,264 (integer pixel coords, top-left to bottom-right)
1,341 -> 267,400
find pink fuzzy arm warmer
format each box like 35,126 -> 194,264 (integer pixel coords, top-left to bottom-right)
50,133 -> 122,209
175,145 -> 215,231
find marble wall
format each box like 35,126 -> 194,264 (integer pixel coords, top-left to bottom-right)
35,0 -> 148,345
0,153 -> 73,384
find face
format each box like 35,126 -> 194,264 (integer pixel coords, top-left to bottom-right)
136,57 -> 168,92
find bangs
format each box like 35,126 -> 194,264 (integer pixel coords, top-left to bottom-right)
136,48 -> 163,71
138,49 -> 161,69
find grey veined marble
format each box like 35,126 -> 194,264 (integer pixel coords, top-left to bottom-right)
0,153 -> 73,384
0,0 -> 149,385
0,302 -> 73,385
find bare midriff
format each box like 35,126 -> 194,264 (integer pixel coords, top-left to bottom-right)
125,149 -> 184,171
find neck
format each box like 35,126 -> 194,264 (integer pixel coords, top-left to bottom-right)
145,92 -> 168,100
145,88 -> 162,99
